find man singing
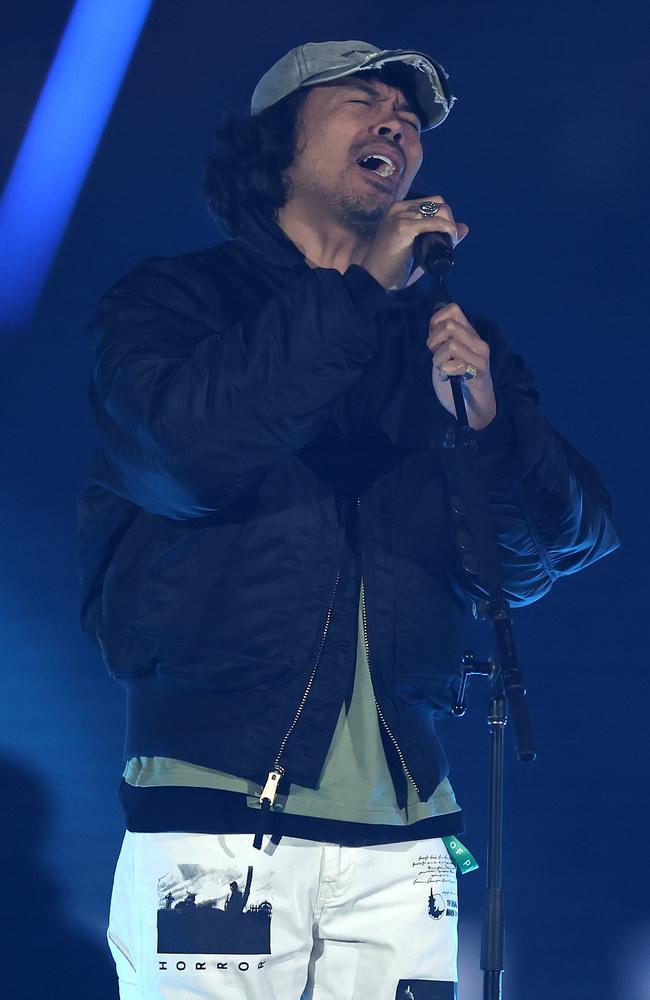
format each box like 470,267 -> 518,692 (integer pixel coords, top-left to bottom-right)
79,40 -> 618,1000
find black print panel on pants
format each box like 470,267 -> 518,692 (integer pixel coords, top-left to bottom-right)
157,864 -> 272,955
394,981 -> 457,1000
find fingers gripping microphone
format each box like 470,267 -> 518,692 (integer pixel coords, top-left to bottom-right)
410,194 -> 466,424
410,192 -> 454,277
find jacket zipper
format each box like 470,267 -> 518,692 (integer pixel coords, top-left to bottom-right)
258,567 -> 341,810
358,498 -> 421,799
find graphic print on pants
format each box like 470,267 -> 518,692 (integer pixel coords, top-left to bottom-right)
394,981 -> 457,999
157,863 -> 272,955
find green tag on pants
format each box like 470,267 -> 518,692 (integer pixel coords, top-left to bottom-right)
442,835 -> 479,874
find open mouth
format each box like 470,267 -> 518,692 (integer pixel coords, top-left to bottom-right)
356,153 -> 398,178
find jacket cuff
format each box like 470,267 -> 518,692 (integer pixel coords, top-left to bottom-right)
341,264 -> 390,320
471,403 -> 521,481
474,403 -> 514,454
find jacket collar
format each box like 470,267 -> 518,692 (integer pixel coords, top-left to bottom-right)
233,204 -> 309,273
232,202 -> 442,308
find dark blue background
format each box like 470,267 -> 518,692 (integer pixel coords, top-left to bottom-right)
2,2 -> 648,997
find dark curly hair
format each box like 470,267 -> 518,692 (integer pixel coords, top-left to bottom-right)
203,66 -> 428,238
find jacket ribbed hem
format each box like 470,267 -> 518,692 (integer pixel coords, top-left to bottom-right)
119,780 -> 464,846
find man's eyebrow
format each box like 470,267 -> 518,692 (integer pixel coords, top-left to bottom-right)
341,79 -> 419,116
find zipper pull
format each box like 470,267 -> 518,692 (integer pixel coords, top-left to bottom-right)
259,766 -> 284,807
253,767 -> 285,851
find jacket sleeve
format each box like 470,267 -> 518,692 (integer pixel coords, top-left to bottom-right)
440,317 -> 620,606
89,256 -> 390,518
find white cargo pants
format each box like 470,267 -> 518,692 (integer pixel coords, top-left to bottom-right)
107,830 -> 458,1000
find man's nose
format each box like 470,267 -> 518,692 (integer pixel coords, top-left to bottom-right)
374,122 -> 403,143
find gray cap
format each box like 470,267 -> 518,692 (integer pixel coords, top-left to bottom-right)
251,40 -> 455,132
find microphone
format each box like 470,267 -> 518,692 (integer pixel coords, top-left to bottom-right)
414,231 -> 454,277
409,186 -> 455,277
408,190 -> 466,424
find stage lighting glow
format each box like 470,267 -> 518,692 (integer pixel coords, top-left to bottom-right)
0,0 -> 153,329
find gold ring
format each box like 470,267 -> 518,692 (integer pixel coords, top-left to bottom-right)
463,363 -> 478,380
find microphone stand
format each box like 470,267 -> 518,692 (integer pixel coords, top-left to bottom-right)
445,373 -> 536,1000
414,216 -> 535,997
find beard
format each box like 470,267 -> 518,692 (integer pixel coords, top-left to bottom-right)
332,190 -> 387,240
279,163 -> 397,242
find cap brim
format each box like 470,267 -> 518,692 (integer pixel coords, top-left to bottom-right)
299,49 -> 454,130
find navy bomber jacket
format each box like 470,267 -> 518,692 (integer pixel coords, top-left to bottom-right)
78,205 -> 619,809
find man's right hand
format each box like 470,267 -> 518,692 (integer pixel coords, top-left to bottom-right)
357,195 -> 469,291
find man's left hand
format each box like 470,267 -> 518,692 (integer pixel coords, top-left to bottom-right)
427,303 -> 497,430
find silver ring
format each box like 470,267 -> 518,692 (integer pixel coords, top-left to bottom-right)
463,363 -> 478,381
418,201 -> 440,217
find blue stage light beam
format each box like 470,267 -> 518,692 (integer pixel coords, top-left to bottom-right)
0,0 -> 153,329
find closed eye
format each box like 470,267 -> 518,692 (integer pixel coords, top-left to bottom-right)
348,100 -> 420,131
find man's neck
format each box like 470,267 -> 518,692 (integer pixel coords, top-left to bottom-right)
276,201 -> 373,274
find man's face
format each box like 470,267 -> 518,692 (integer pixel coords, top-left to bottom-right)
282,75 -> 424,237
